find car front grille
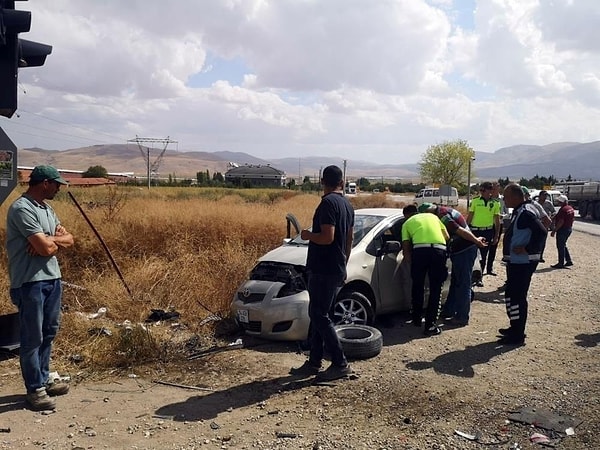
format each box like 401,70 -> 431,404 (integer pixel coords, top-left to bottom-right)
238,293 -> 265,303
240,321 -> 261,333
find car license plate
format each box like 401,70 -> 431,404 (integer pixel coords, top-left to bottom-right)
237,310 -> 249,323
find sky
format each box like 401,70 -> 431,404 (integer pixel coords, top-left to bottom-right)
1,0 -> 599,165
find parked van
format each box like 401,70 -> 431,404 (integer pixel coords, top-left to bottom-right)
414,187 -> 459,207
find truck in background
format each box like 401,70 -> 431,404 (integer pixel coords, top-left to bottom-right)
345,181 -> 357,194
561,182 -> 600,219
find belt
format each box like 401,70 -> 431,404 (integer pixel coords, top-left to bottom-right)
471,226 -> 493,230
413,243 -> 447,251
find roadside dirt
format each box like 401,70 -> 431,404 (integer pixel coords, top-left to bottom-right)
1,230 -> 599,450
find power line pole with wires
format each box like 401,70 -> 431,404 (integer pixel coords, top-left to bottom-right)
127,136 -> 177,188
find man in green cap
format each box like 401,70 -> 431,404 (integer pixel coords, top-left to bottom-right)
6,165 -> 74,411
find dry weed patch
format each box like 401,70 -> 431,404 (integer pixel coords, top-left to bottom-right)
0,186 -> 321,376
0,186 -> 415,377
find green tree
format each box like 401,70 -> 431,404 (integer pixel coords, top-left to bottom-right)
357,177 -> 370,188
82,165 -> 108,178
418,140 -> 475,187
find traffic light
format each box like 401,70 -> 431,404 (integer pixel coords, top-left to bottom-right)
0,0 -> 52,118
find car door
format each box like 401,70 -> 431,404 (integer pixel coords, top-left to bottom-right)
367,218 -> 412,314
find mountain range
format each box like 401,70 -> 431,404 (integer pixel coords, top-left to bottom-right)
14,141 -> 600,182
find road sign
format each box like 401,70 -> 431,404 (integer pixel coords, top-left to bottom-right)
0,126 -> 18,205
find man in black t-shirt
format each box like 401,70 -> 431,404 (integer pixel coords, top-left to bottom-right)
290,165 -> 355,382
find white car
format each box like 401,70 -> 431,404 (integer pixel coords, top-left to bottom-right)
231,208 -> 448,341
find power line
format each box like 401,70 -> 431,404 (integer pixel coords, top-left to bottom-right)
1,116 -> 116,146
18,109 -> 130,143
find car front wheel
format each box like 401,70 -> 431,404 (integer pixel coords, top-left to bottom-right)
331,291 -> 374,326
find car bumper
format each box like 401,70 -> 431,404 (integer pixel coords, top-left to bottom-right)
230,280 -> 310,341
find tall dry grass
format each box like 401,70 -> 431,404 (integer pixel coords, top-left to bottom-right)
0,186 -> 405,374
0,186 -> 322,373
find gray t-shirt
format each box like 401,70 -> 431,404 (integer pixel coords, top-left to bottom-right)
6,195 -> 62,288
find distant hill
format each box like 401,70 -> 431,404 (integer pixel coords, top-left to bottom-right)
15,141 -> 600,181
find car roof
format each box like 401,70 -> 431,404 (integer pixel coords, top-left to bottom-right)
355,208 -> 404,218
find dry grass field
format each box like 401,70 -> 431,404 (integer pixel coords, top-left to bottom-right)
0,186 -> 404,375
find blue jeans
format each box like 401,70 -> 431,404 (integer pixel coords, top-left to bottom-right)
10,279 -> 62,394
555,228 -> 572,265
443,245 -> 478,322
307,272 -> 347,367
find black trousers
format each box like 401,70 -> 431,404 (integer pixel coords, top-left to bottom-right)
505,262 -> 538,338
410,248 -> 448,328
472,228 -> 494,273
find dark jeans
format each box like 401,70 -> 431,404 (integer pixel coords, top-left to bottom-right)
410,248 -> 448,328
486,226 -> 501,272
443,245 -> 477,322
307,272 -> 347,367
10,279 -> 62,394
473,229 -> 494,273
555,228 -> 572,265
505,262 -> 538,338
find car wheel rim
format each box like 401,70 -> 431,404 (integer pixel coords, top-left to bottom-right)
332,298 -> 368,325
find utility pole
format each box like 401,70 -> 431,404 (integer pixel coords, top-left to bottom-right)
343,159 -> 347,196
127,136 -> 177,188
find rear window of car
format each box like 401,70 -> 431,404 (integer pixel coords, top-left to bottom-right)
287,214 -> 388,248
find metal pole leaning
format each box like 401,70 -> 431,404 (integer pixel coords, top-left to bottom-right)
68,191 -> 133,299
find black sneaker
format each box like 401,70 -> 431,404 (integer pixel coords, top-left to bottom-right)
497,335 -> 525,346
486,271 -> 498,276
315,364 -> 353,382
424,325 -> 442,336
551,264 -> 565,269
498,327 -> 512,336
446,318 -> 468,328
289,361 -> 321,377
565,261 -> 573,267
475,280 -> 484,287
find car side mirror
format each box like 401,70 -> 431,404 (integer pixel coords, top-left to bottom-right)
376,240 -> 401,256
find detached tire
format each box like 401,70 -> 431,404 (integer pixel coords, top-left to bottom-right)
335,324 -> 383,360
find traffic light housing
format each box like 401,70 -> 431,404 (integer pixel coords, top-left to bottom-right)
0,0 -> 52,118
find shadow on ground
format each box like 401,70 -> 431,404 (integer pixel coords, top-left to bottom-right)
405,341 -> 519,378
155,375 -> 315,422
574,332 -> 600,347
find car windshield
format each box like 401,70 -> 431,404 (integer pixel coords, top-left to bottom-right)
287,214 -> 387,248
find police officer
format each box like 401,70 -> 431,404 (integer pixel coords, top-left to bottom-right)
467,181 -> 501,280
401,204 -> 449,336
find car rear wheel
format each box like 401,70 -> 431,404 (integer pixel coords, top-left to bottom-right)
331,291 -> 374,326
335,324 -> 383,359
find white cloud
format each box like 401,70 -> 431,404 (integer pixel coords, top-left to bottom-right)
1,0 -> 598,166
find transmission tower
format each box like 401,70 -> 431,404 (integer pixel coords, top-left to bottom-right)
127,136 -> 178,188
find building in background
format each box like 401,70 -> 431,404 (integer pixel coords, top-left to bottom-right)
224,164 -> 286,187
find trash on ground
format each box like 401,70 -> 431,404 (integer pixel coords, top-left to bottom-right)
508,407 -> 582,433
275,431 -> 298,439
565,427 -> 575,436
530,432 -> 551,444
48,371 -> 70,383
88,327 -> 112,336
455,430 -> 477,440
84,307 -> 107,320
188,339 -> 244,360
0,427 -> 10,433
199,314 -> 222,326
145,308 -> 180,323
